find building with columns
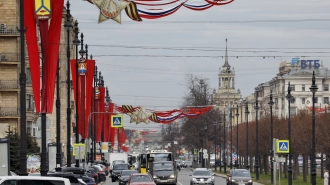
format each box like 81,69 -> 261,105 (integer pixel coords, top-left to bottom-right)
212,40 -> 242,119
238,59 -> 330,125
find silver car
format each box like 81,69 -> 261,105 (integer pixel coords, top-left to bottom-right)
189,168 -> 215,185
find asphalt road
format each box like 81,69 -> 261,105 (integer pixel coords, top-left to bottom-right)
103,168 -> 226,185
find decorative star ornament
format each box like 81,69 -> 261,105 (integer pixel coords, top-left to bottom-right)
135,106 -> 152,124
127,110 -> 139,123
93,0 -> 129,24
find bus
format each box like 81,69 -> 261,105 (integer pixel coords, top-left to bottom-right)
137,150 -> 173,173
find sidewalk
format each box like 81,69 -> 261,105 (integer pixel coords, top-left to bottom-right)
190,168 -> 264,185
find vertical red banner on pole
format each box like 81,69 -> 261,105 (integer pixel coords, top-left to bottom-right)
85,60 -> 95,138
97,87 -> 105,142
80,75 -> 86,139
71,60 -> 82,137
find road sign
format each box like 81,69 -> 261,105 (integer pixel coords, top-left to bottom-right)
203,154 -> 208,159
276,157 -> 286,163
203,149 -> 207,153
111,115 -> 124,128
276,140 -> 289,153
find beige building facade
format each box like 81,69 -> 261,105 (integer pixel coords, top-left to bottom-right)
0,1 -> 77,159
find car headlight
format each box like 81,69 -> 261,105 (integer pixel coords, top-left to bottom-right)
170,174 -> 176,178
248,180 -> 253,183
153,175 -> 157,179
192,178 -> 196,181
231,179 -> 236,182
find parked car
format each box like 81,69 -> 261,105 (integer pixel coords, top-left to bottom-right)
93,160 -> 110,175
119,170 -> 137,185
226,169 -> 253,185
189,168 -> 215,185
128,173 -> 156,185
59,167 -> 96,185
89,166 -> 107,182
47,172 -> 84,185
0,176 -> 70,185
185,161 -> 193,168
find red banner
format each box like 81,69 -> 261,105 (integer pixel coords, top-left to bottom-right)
96,87 -> 105,142
85,60 -> 95,138
24,0 -> 40,112
25,0 -> 64,113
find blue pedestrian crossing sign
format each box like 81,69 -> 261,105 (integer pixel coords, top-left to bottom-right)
276,140 -> 289,153
111,115 -> 124,128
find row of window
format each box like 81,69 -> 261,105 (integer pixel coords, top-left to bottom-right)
273,97 -> 329,104
287,84 -> 329,92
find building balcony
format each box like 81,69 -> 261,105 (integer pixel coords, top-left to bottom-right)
0,107 -> 20,117
0,80 -> 19,90
0,24 -> 20,36
0,53 -> 20,63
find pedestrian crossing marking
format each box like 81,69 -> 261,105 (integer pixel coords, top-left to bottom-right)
276,140 -> 289,153
280,142 -> 288,150
111,115 -> 124,128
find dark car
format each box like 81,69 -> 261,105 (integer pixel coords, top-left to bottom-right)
94,160 -> 110,176
90,166 -> 107,182
226,169 -> 253,185
119,170 -> 137,185
86,169 -> 100,184
59,166 -> 97,185
189,168 -> 215,185
151,161 -> 177,185
111,163 -> 130,182
47,172 -> 82,185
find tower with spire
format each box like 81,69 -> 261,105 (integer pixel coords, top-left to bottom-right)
212,39 -> 242,110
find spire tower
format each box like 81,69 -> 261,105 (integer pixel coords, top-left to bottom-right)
222,38 -> 231,68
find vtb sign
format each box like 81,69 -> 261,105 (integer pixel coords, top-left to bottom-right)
301,60 -> 320,69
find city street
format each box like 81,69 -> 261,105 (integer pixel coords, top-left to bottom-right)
103,168 -> 226,185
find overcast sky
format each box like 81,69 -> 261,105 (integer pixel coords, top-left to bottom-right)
70,0 -> 330,130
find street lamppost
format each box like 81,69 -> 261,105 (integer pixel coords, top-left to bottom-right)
245,101 -> 250,170
235,104 -> 239,168
268,90 -> 274,184
92,66 -> 99,162
214,120 -> 217,171
202,125 -> 207,168
64,1 -> 73,167
286,82 -> 293,185
254,91 -> 259,180
19,0 -> 28,176
230,107 -> 233,169
310,71 -> 318,185
223,112 -> 227,173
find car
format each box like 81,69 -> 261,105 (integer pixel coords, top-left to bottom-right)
111,163 -> 130,182
119,170 -> 138,185
59,166 -> 97,185
189,168 -> 215,185
226,169 -> 253,185
185,161 -> 193,168
46,172 -> 85,185
151,161 -> 177,185
90,165 -> 107,182
93,160 -> 110,176
128,173 -> 156,185
0,176 -> 71,185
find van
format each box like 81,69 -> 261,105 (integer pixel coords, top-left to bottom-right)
0,176 -> 71,185
150,161 -> 178,185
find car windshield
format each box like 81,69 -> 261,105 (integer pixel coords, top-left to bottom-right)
114,164 -> 128,170
193,170 -> 211,176
122,170 -> 137,176
131,175 -> 152,182
113,160 -> 125,164
153,163 -> 173,170
232,171 -> 251,177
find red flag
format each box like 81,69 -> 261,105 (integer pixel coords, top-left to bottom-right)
97,87 -> 105,142
85,60 -> 95,138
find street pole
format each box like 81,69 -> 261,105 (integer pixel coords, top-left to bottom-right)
55,58 -> 62,172
286,82 -> 293,185
73,20 -> 80,168
245,101 -> 250,170
64,1 -> 73,167
268,90 -> 274,184
214,120 -> 217,171
254,91 -> 259,180
223,113 -> 227,173
310,71 -> 318,185
93,66 -> 98,162
235,104 -> 239,168
19,0 -> 28,176
230,107 -> 233,169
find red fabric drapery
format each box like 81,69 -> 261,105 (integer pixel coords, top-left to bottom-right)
119,128 -> 126,149
96,87 -> 105,142
70,60 -> 82,137
85,60 -> 95,138
107,103 -> 115,142
25,0 -> 64,113
24,0 -> 40,112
